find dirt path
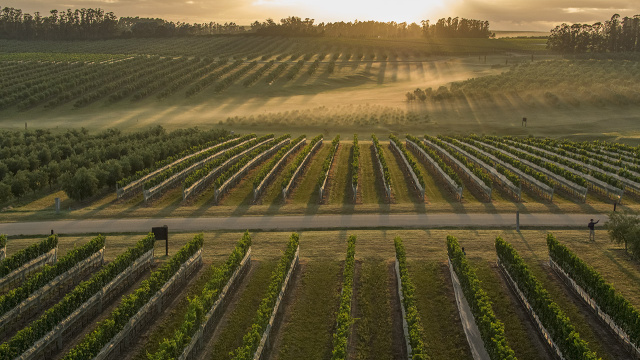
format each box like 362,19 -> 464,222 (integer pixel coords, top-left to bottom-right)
53,263 -> 157,360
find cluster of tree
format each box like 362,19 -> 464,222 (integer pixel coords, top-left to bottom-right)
607,211 -> 640,260
0,6 -> 245,40
0,127 -> 228,203
548,14 -> 640,53
251,16 -> 493,38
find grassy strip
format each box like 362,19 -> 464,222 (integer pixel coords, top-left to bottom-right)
547,233 -> 640,349
495,237 -> 599,360
62,234 -> 203,360
318,135 -> 341,189
330,235 -> 356,360
0,234 -> 155,358
229,233 -> 299,359
274,260 -> 342,360
354,258 -> 394,359
148,231 -> 251,359
447,235 -> 516,360
359,143 -> 383,204
0,234 -> 57,278
0,234 -> 103,316
394,236 -> 430,359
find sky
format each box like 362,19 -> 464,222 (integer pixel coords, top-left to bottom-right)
4,0 -> 640,31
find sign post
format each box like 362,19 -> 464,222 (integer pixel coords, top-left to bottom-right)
152,225 -> 169,256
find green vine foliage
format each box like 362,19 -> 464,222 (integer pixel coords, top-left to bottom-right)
0,234 -> 6,248
184,134 -> 273,188
389,134 -> 425,189
281,135 -> 323,189
229,233 -> 299,360
447,235 -> 516,360
148,231 -> 252,360
0,234 -> 57,278
0,235 -> 104,316
371,134 -> 391,186
426,135 -> 493,188
62,234 -> 203,360
351,135 -> 359,187
0,234 -> 155,359
394,236 -> 430,360
547,233 -> 640,349
406,135 -> 462,188
253,135 -> 304,188
318,135 -> 341,188
330,235 -> 356,360
495,237 -> 600,360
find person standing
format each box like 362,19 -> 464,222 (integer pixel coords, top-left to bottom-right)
588,219 -> 599,241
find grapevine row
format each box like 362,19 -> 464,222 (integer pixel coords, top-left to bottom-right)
0,235 -> 57,278
330,235 -> 356,360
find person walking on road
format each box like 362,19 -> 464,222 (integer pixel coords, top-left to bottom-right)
588,219 -> 599,241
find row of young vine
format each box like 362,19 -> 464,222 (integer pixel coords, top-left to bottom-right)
252,135 -> 305,189
0,234 -> 155,359
318,135 -> 341,189
280,134 -> 323,189
371,134 -> 391,187
389,134 -> 426,189
0,235 -> 57,277
330,235 -> 356,360
406,135 -> 462,188
62,234 -> 203,360
426,135 -> 493,188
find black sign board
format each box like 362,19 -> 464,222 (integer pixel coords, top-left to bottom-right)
152,225 -> 169,255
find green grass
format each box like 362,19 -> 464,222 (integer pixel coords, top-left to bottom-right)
359,143 -> 384,204
260,146 -> 306,205
354,258 -> 394,360
209,260 -> 277,360
380,144 -> 419,204
327,143 -> 353,205
471,259 -> 542,360
273,260 -> 343,360
0,52 -> 128,62
291,144 -> 331,205
408,261 -> 472,360
132,263 -> 219,360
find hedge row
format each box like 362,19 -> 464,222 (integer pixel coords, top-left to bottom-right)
495,237 -> 599,360
0,234 -> 57,278
547,233 -> 640,349
0,234 -> 103,316
371,134 -> 391,186
144,134 -> 252,189
252,135 -> 304,188
318,135 -> 341,188
62,234 -> 203,360
394,236 -> 430,359
406,135 -> 462,188
0,234 -> 155,359
389,134 -> 426,189
213,135 -> 290,188
184,134 -> 274,188
351,135 -> 359,188
447,235 -> 516,360
330,235 -> 356,360
280,135 -> 323,189
229,233 -> 299,359
148,231 -> 252,359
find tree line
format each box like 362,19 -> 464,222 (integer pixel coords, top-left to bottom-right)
251,16 -> 493,38
0,6 -> 493,40
548,14 -> 640,53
